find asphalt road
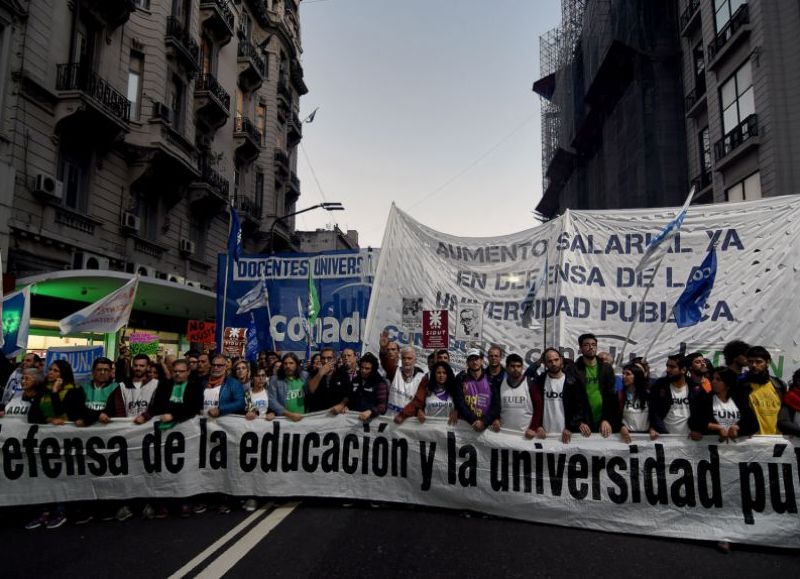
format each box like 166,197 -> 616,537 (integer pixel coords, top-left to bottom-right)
1,500 -> 797,578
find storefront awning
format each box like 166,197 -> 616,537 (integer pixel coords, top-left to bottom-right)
16,269 -> 217,321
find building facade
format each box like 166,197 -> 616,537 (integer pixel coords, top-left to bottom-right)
679,0 -> 800,203
0,0 -> 306,289
533,0 -> 800,218
296,226 -> 358,253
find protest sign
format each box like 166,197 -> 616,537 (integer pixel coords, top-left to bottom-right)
223,327 -> 247,358
0,416 -> 797,549
2,287 -> 30,357
401,297 -> 423,331
45,345 -> 105,383
422,310 -> 449,349
364,199 -> 800,374
187,320 -> 217,344
216,249 -> 378,356
58,276 -> 138,335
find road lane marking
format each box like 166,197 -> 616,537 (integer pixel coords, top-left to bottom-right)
168,504 -> 273,579
194,502 -> 300,579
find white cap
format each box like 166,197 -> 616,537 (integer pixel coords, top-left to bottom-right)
466,348 -> 482,359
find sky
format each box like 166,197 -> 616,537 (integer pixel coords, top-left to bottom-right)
294,0 -> 562,248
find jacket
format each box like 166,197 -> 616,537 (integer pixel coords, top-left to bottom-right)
209,376 -> 246,416
28,383 -> 86,424
142,378 -> 204,422
649,377 -> 705,434
306,367 -> 352,412
574,357 -> 621,430
349,371 -> 389,418
268,371 -> 310,415
530,369 -> 589,433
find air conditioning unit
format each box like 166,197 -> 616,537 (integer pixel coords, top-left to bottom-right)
168,274 -> 186,284
152,101 -> 172,124
155,271 -> 168,280
179,238 -> 196,255
74,252 -> 110,271
185,279 -> 202,288
33,173 -> 64,201
120,211 -> 140,233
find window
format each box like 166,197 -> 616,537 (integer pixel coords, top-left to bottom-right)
58,145 -> 91,211
135,192 -> 160,240
692,42 -> 705,95
699,127 -> 712,177
134,0 -> 150,9
726,172 -> 761,202
720,59 -> 753,135
189,217 -> 207,258
172,0 -> 191,27
201,36 -> 214,76
256,103 -> 267,145
240,12 -> 251,39
169,74 -> 185,131
127,53 -> 143,121
714,0 -> 746,32
255,172 -> 264,217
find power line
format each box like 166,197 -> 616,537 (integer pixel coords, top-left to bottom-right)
299,141 -> 338,229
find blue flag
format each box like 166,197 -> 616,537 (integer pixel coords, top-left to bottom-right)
245,313 -> 260,362
228,206 -> 242,262
635,186 -> 695,273
673,247 -> 717,328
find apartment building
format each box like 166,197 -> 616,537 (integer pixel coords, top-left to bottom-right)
679,0 -> 800,203
0,0 -> 306,343
533,0 -> 800,218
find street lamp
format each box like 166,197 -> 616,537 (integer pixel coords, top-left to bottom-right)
269,202 -> 345,253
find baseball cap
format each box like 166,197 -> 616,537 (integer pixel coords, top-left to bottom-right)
466,348 -> 482,359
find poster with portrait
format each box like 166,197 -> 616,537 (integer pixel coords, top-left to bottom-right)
455,303 -> 483,341
401,296 -> 423,331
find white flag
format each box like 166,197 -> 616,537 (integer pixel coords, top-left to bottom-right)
235,277 -> 269,315
58,276 -> 139,335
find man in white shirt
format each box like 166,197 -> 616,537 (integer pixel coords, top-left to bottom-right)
491,354 -> 535,434
530,348 -> 591,443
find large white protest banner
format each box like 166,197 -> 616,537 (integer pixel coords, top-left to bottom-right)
362,198 -> 800,376
0,416 -> 797,548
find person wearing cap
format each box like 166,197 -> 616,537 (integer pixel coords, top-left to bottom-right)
452,349 -> 500,431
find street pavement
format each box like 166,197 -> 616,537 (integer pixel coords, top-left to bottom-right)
1,499 -> 797,578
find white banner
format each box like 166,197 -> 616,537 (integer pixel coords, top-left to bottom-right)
0,416 -> 798,548
363,198 -> 800,376
58,276 -> 139,335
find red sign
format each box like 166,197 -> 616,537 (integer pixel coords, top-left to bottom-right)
223,327 -> 247,358
422,310 -> 449,349
187,320 -> 217,344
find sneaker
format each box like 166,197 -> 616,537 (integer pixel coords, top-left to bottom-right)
216,504 -> 231,514
192,504 -> 207,514
74,513 -> 93,525
46,513 -> 67,529
142,504 -> 156,520
25,513 -> 48,530
242,499 -> 257,512
156,506 -> 169,519
115,506 -> 134,522
180,504 -> 192,518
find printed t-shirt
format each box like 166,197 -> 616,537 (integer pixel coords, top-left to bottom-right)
284,377 -> 306,414
250,389 -> 269,415
749,381 -> 781,434
712,395 -> 740,429
584,363 -> 602,424
425,388 -> 453,417
543,374 -> 566,433
664,384 -> 690,435
622,393 -> 648,432
82,382 -> 119,411
500,378 -> 533,431
462,373 -> 492,419
203,385 -> 221,415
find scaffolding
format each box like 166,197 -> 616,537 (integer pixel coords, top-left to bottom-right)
538,0 -> 587,187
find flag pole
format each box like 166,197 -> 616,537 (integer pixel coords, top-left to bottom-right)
263,276 -> 274,351
220,204 -> 233,353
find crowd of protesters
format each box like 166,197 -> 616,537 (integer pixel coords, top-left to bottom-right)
1,333 -> 798,553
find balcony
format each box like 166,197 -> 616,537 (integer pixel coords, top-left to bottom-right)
707,4 -> 750,69
290,61 -> 308,96
691,170 -> 713,202
684,77 -> 706,118
195,73 -> 230,133
55,63 -> 131,141
287,113 -> 302,147
82,0 -> 135,31
200,0 -> 235,46
190,159 -> 230,214
237,37 -> 267,91
679,0 -> 701,37
274,149 -> 290,180
244,0 -> 270,26
233,194 -> 261,229
166,16 -> 200,75
234,116 -> 262,163
714,114 -> 759,168
287,172 -> 301,204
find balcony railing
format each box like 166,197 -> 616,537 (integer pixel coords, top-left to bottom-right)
714,114 -> 758,160
166,16 -> 200,68
685,77 -> 706,113
198,160 -> 230,199
708,3 -> 749,61
237,38 -> 267,78
234,115 -> 262,145
200,0 -> 234,31
56,63 -> 131,123
196,73 -> 231,111
679,0 -> 700,33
